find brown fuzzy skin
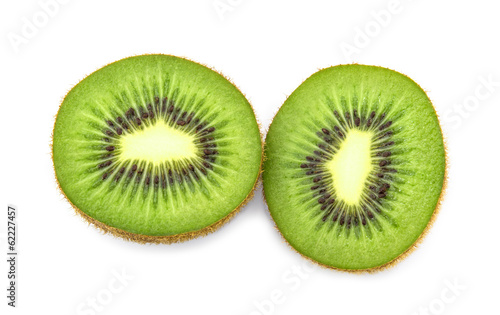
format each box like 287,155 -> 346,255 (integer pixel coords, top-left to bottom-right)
262,64 -> 448,273
51,54 -> 264,244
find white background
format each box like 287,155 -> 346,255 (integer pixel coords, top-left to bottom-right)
1,0 -> 499,314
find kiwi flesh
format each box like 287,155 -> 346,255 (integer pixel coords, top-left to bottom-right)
263,65 -> 446,271
52,54 -> 262,243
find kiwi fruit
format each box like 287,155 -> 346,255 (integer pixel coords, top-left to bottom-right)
263,65 -> 446,271
52,54 -> 262,243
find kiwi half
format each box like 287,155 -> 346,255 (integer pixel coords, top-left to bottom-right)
263,65 -> 446,271
52,54 -> 262,243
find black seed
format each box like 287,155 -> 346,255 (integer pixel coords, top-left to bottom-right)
379,160 -> 388,167
314,151 -> 322,156
318,198 -> 326,204
177,120 -> 186,126
340,215 -> 345,226
324,137 -> 333,143
102,173 -> 108,180
200,138 -> 207,143
379,121 -> 392,130
383,183 -> 391,189
380,113 -> 386,120
334,111 -> 341,119
332,212 -> 339,222
311,185 -> 320,190
382,131 -> 393,138
106,130 -> 114,136
138,169 -> 144,175
377,173 -> 384,178
378,192 -> 387,198
147,104 -> 153,111
370,111 -> 376,119
131,164 -> 137,172
362,216 -> 367,225
334,126 -> 340,131
370,193 -> 377,200
207,127 -> 215,133
321,204 -> 328,210
119,167 -> 125,174
328,198 -> 335,204
367,119 -> 372,127
117,117 -> 123,124
313,176 -> 322,183
322,128 -> 330,135
128,108 -> 135,116
200,168 -> 207,175
145,176 -> 150,185
300,164 -> 308,168
142,112 -> 149,119
186,114 -> 193,124
306,156 -> 314,161
355,117 -> 360,126
98,161 -> 112,168
383,141 -> 394,147
105,146 -> 115,152
121,123 -> 129,130
382,151 -> 391,157
136,118 -> 141,126
369,185 -> 376,191
306,170 -> 314,175
154,176 -> 159,185
106,120 -> 114,127
367,211 -> 374,219
149,111 -> 154,119
116,128 -> 123,135
103,138 -> 110,143
203,162 -> 212,169
204,149 -> 214,155
338,131 -> 344,138
189,164 -> 195,171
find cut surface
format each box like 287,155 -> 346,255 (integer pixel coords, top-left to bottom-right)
119,121 -> 197,162
327,129 -> 373,205
52,55 -> 262,241
263,65 -> 446,271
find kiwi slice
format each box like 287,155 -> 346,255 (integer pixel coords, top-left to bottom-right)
52,55 -> 262,243
263,65 -> 446,271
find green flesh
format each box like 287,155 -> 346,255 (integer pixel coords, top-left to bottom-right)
263,65 -> 445,270
53,55 -> 261,237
